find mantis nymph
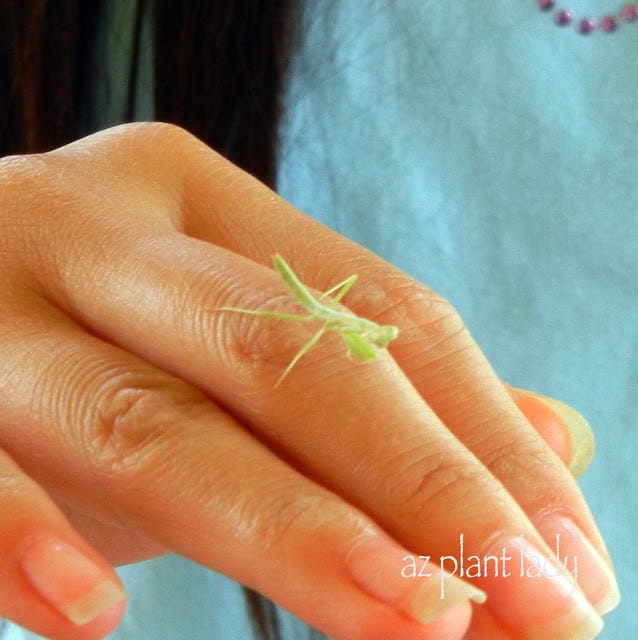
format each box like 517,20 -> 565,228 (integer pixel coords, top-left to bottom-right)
217,254 -> 400,385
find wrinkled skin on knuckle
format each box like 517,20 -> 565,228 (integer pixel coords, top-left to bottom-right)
358,270 -> 451,325
407,300 -> 471,363
463,403 -> 567,497
378,282 -> 494,417
23,347 -> 212,520
357,275 -> 473,365
481,432 -> 566,509
91,379 -> 253,540
381,444 -> 493,531
212,292 -> 320,386
249,487 -> 360,557
167,261 -> 248,363
84,370 -> 210,482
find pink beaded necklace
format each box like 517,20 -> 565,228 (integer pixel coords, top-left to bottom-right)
537,1 -> 638,33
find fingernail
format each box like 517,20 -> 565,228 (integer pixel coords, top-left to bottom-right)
526,391 -> 595,478
21,536 -> 127,625
346,537 -> 486,626
480,534 -> 603,639
535,513 -> 620,616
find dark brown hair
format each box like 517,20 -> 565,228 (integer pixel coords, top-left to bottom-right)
1,1 -> 294,638
0,1 -> 102,155
0,0 -> 291,188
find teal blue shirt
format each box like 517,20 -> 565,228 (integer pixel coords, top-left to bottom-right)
4,1 -> 635,637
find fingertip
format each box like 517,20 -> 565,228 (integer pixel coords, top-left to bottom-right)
0,448 -> 127,639
20,535 -> 127,627
72,597 -> 127,639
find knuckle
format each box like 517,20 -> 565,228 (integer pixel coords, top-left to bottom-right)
359,273 -> 471,358
112,121 -> 192,150
465,411 -> 526,462
253,488 -> 351,553
84,369 -> 208,479
481,428 -> 555,488
225,305 -> 304,371
394,289 -> 476,376
211,291 -> 317,384
109,121 -> 205,163
409,292 -> 469,349
129,120 -> 192,142
385,446 -> 487,521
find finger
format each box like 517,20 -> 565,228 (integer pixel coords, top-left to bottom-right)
0,447 -> 126,640
0,297 -> 477,640
506,385 -> 595,478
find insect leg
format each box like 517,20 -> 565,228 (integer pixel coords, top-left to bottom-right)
216,307 -> 313,323
319,274 -> 358,305
275,324 -> 328,387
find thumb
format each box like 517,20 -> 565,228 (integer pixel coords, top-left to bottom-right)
506,385 -> 595,478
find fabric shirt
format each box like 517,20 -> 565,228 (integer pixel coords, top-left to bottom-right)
3,1 -> 635,637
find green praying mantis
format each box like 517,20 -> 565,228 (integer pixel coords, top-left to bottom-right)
216,254 -> 400,386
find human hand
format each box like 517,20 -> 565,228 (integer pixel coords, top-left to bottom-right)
0,123 -> 618,640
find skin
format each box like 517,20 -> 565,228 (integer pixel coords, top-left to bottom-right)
0,123 -> 614,640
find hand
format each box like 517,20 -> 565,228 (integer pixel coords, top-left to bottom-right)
0,123 -> 618,640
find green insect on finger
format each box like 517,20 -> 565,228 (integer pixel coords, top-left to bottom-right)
215,254 -> 400,383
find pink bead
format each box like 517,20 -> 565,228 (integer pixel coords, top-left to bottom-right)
555,9 -> 573,25
537,0 -> 555,9
599,15 -> 618,31
578,17 -> 596,33
621,4 -> 638,21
